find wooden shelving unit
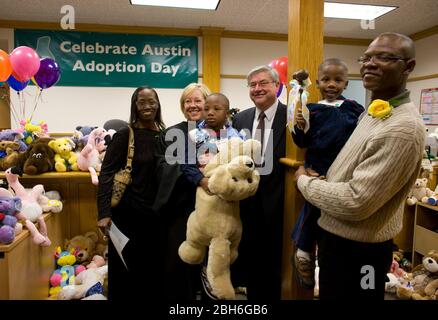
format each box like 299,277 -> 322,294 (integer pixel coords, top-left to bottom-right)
0,171 -> 99,299
412,202 -> 438,266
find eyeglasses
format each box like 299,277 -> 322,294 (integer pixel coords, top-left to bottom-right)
248,80 -> 276,89
357,55 -> 410,65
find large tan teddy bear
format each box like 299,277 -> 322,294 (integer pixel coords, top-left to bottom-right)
48,138 -> 79,172
178,138 -> 261,300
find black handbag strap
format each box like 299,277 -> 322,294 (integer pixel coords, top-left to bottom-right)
125,126 -> 134,173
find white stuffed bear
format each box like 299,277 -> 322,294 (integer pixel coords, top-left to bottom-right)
179,154 -> 260,300
57,265 -> 108,300
406,178 -> 435,206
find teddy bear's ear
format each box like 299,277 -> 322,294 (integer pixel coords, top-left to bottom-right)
208,165 -> 229,194
66,138 -> 76,149
46,146 -> 55,158
64,239 -> 70,250
85,231 -> 99,244
25,143 -> 34,156
204,162 -> 220,176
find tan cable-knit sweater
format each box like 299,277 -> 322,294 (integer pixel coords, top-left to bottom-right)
297,100 -> 426,242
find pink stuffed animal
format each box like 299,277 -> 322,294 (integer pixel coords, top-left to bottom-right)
5,167 -> 51,246
77,127 -> 112,185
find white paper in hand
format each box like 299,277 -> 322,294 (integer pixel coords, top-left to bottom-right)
108,222 -> 130,270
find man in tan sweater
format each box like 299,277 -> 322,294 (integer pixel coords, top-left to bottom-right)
295,32 -> 426,300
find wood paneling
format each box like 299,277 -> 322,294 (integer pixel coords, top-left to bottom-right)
0,84 -> 10,129
200,27 -> 223,93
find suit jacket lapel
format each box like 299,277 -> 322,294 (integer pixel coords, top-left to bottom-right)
245,108 -> 256,136
270,102 -> 286,152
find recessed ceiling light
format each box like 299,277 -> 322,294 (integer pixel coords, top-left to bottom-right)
130,0 -> 221,10
324,2 -> 397,20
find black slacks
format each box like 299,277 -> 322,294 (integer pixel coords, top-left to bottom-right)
317,228 -> 393,300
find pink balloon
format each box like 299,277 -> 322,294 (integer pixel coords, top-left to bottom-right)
9,46 -> 40,82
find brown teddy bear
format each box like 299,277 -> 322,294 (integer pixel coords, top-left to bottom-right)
23,138 -> 55,174
397,250 -> 438,299
0,141 -> 26,171
64,231 -> 98,264
178,138 -> 261,300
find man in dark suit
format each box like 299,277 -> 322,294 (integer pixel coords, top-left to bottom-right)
232,65 -> 287,300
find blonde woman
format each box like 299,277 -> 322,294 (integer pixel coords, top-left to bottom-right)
160,82 -> 211,301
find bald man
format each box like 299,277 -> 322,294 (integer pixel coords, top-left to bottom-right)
295,32 -> 425,300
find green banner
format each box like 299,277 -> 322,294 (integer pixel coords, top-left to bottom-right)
14,29 -> 198,88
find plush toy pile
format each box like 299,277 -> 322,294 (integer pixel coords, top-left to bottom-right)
395,250 -> 438,300
51,230 -> 108,299
178,138 -> 261,300
0,123 -> 120,176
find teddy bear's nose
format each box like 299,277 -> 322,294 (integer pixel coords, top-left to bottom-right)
246,160 -> 254,168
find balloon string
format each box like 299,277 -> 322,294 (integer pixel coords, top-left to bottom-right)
22,90 -> 26,120
17,91 -> 23,121
29,88 -> 43,122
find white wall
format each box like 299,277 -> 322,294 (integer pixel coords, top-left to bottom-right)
324,44 -> 367,75
406,33 -> 438,131
410,34 -> 438,78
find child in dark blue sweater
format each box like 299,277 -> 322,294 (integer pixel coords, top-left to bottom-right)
291,58 -> 364,289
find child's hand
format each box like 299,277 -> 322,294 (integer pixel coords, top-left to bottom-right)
296,107 -> 306,130
199,177 -> 213,195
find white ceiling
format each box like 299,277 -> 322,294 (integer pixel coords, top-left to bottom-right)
0,0 -> 437,39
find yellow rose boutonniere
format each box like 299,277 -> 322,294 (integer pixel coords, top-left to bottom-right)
368,99 -> 393,120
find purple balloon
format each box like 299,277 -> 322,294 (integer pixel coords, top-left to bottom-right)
7,74 -> 29,91
34,57 -> 61,89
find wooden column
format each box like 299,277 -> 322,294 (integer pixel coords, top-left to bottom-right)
200,27 -> 223,93
281,0 -> 324,300
0,84 -> 10,129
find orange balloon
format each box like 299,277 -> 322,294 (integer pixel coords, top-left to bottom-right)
0,49 -> 12,82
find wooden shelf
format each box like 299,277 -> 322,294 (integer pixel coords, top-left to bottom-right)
416,202 -> 438,212
0,213 -> 52,253
0,171 -> 93,179
412,202 -> 438,265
